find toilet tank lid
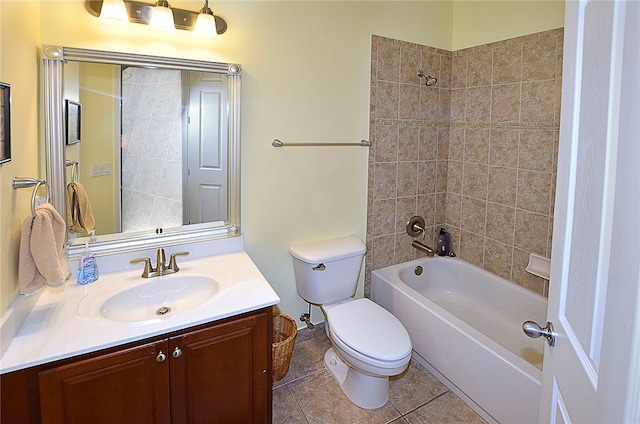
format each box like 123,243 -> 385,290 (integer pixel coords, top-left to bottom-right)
289,236 -> 366,263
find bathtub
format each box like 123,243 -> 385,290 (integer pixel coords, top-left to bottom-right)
371,256 -> 547,424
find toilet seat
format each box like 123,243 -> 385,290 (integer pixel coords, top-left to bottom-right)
325,298 -> 411,365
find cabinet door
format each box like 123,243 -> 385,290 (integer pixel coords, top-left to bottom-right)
169,311 -> 270,424
39,340 -> 171,424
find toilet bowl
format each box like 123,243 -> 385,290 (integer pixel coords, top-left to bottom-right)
289,236 -> 412,409
324,299 -> 412,375
322,298 -> 412,409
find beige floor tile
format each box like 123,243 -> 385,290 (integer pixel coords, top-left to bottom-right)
283,332 -> 332,383
272,385 -> 308,424
289,369 -> 401,424
272,323 -> 483,424
389,359 -> 449,414
295,322 -> 327,343
404,392 -> 487,424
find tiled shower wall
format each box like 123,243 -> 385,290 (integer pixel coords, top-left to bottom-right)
366,29 -> 563,297
121,68 -> 183,232
366,36 -> 451,295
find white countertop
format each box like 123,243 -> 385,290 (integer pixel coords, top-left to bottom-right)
0,251 -> 280,374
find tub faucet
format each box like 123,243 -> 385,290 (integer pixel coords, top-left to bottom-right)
412,240 -> 435,257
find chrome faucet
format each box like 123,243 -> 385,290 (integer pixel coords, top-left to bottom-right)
407,216 -> 435,257
412,240 -> 435,257
130,249 -> 190,278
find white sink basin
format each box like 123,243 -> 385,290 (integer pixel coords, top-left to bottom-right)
100,276 -> 218,322
77,265 -> 234,323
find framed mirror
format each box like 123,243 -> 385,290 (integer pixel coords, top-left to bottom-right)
41,46 -> 242,258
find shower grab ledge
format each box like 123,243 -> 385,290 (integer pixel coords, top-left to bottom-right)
525,253 -> 551,280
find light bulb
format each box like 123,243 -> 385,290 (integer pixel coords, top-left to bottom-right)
194,12 -> 217,36
149,0 -> 175,31
98,0 -> 129,26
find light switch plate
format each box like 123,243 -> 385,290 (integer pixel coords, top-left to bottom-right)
90,162 -> 112,177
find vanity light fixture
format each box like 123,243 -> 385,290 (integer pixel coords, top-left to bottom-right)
85,0 -> 228,35
194,0 -> 217,36
148,0 -> 175,31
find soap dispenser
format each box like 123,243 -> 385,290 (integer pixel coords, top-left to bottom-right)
77,241 -> 99,285
437,228 -> 447,256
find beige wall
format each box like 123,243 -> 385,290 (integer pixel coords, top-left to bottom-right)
0,1 -> 41,313
452,0 -> 565,50
0,0 -> 564,322
65,62 -> 120,237
77,62 -> 120,236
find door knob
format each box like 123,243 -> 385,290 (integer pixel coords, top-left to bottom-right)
156,351 -> 167,362
522,320 -> 556,347
172,347 -> 183,358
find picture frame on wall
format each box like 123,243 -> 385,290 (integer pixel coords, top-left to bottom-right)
65,99 -> 81,145
0,82 -> 11,164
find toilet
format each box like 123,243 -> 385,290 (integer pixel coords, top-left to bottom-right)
289,236 -> 412,409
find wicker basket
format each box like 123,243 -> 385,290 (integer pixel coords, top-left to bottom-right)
272,314 -> 297,381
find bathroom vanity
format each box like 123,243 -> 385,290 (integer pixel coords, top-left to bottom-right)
2,308 -> 271,424
0,241 -> 280,424
0,45 -> 282,422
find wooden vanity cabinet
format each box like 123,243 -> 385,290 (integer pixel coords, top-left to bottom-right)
39,339 -> 171,424
1,308 -> 273,424
168,310 -> 271,423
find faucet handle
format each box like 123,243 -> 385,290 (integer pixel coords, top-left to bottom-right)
407,215 -> 426,238
168,251 -> 190,272
130,257 -> 153,278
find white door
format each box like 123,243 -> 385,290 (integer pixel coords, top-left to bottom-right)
536,1 -> 640,422
185,71 -> 228,224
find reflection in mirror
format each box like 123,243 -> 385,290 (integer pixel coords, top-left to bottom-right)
65,64 -> 229,237
42,46 -> 241,258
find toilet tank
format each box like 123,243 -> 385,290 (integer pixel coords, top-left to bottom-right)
289,236 -> 367,305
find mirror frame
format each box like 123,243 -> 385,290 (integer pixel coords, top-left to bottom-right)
41,45 -> 242,258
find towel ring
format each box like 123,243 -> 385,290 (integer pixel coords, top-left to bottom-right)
12,177 -> 51,217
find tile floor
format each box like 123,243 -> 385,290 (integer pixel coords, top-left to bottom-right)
273,323 -> 487,424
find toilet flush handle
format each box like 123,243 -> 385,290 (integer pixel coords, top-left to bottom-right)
313,263 -> 326,271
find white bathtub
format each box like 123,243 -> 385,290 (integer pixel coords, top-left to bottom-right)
371,256 -> 547,424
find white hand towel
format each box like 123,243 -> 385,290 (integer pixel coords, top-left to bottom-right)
18,203 -> 71,295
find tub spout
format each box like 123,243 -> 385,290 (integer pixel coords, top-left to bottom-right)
412,240 -> 434,257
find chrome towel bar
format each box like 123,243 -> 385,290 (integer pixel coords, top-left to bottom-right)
272,139 -> 370,148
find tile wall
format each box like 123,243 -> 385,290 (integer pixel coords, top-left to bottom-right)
366,29 -> 564,297
121,68 -> 183,232
366,35 -> 452,296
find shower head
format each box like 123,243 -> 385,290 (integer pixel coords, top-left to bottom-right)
417,71 -> 438,86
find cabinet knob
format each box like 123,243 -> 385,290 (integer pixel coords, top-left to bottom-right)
172,347 -> 183,359
156,351 -> 167,363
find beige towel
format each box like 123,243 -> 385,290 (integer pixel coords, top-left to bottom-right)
66,181 -> 95,234
18,203 -> 71,295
